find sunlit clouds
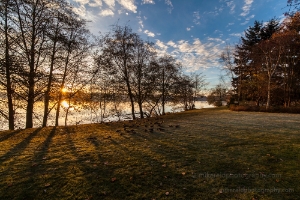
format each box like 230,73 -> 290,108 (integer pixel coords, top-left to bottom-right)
99,9 -> 114,16
144,30 -> 155,37
155,38 -> 225,71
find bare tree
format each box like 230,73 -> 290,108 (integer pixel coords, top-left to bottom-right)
157,55 -> 181,115
131,36 -> 158,118
54,19 -> 93,126
95,25 -> 137,119
0,0 -> 16,129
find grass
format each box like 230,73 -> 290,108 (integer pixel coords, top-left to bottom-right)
0,107 -> 299,200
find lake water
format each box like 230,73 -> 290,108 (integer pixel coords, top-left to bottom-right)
0,101 -> 214,131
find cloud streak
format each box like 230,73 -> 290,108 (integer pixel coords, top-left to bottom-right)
193,11 -> 201,25
226,1 -> 236,14
240,0 -> 254,16
142,0 -> 155,4
165,0 -> 173,13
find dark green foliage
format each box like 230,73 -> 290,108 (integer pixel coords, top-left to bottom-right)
232,14 -> 300,109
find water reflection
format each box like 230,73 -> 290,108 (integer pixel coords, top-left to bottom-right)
0,101 -> 214,130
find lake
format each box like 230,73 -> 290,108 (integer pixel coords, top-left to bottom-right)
0,101 -> 214,131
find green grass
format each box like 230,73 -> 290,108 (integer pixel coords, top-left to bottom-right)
0,107 -> 299,199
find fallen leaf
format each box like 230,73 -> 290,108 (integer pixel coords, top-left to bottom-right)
44,183 -> 51,187
182,172 -> 186,176
162,164 -> 166,167
111,177 -> 117,182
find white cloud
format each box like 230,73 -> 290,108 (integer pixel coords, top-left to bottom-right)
229,33 -> 242,37
142,0 -> 155,4
240,0 -> 254,16
103,0 -> 115,9
155,39 -> 168,55
75,0 -> 138,18
226,1 -> 235,14
246,14 -> 255,20
167,40 -> 177,48
117,0 -> 137,13
73,0 -> 90,5
73,4 -> 98,21
137,14 -> 144,32
165,0 -> 173,13
207,37 -> 223,42
144,30 -> 155,37
88,0 -> 102,7
193,11 -> 200,25
240,15 -> 255,25
99,9 -> 114,16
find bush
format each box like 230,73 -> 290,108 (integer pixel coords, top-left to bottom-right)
214,101 -> 223,107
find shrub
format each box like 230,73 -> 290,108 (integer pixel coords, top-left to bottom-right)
214,101 -> 223,107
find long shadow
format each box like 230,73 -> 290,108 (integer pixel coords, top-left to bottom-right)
32,127 -> 56,162
0,128 -> 42,164
0,129 -> 23,143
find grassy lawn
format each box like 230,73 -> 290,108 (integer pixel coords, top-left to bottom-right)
0,107 -> 299,200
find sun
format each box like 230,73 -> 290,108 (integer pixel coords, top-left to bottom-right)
61,88 -> 68,93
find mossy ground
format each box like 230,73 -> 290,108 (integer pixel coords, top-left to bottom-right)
0,107 -> 299,199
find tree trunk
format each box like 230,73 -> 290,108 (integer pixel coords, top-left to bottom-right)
25,2 -> 37,129
266,76 -> 271,110
26,75 -> 35,128
43,18 -> 59,127
138,99 -> 144,118
126,79 -> 135,120
4,1 -> 14,130
162,68 -> 165,115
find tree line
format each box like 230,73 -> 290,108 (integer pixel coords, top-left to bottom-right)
0,0 -> 206,130
223,12 -> 300,110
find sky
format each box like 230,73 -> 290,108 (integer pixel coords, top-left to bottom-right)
70,0 -> 290,88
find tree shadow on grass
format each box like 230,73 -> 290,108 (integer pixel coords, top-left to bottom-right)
32,127 -> 56,162
0,128 -> 42,164
0,129 -> 23,143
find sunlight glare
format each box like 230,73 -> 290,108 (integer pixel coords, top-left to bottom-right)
61,88 -> 68,93
61,100 -> 69,108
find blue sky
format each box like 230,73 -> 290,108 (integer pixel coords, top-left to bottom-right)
70,0 -> 290,88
